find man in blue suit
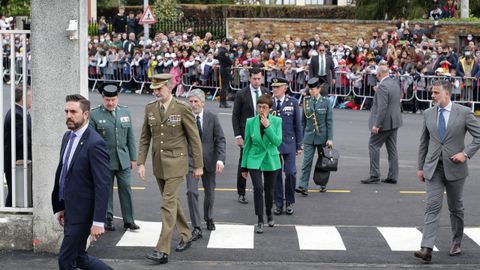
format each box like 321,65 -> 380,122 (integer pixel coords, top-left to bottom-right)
51,94 -> 112,270
271,78 -> 303,215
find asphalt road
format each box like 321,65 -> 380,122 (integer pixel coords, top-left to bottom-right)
2,90 -> 480,269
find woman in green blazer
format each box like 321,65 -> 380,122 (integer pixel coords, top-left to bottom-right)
241,94 -> 282,234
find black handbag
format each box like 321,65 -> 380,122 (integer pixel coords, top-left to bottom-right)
317,146 -> 339,172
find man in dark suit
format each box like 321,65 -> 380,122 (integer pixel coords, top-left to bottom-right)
232,67 -> 269,204
51,94 -> 112,270
270,78 -> 303,215
361,65 -> 403,184
217,39 -> 233,108
186,89 -> 226,241
308,44 -> 336,95
4,86 -> 32,207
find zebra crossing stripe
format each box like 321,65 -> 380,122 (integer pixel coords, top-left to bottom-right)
464,228 -> 480,246
295,226 -> 346,250
116,221 -> 161,247
207,224 -> 254,249
377,227 -> 438,251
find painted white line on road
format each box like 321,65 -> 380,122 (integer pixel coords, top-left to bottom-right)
377,227 -> 438,251
296,226 -> 346,251
207,224 -> 254,249
464,228 -> 480,246
116,221 -> 161,247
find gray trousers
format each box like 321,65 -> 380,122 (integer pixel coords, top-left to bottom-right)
421,161 -> 465,248
368,128 -> 399,180
186,170 -> 216,228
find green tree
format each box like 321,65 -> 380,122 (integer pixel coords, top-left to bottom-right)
153,0 -> 183,22
355,0 -> 429,20
0,0 -> 30,16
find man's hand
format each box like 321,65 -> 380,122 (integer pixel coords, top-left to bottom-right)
331,79 -> 336,86
417,170 -> 425,182
236,137 -> 244,148
193,167 -> 203,178
216,161 -> 224,173
241,171 -> 248,179
138,164 -> 146,181
296,149 -> 303,156
326,140 -> 333,147
371,126 -> 380,135
130,161 -> 136,170
56,210 -> 65,227
450,152 -> 467,164
90,225 -> 105,242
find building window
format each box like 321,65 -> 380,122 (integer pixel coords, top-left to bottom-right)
265,0 -> 297,4
305,0 -> 325,4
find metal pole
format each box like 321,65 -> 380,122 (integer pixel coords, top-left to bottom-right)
0,33 -> 4,208
144,0 -> 149,45
10,33 -> 16,207
22,33 -> 28,208
461,0 -> 469,19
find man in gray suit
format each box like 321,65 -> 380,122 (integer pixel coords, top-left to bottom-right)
186,89 -> 226,241
414,80 -> 480,262
361,65 -> 403,184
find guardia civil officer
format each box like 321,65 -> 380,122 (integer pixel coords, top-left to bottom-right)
296,77 -> 333,195
270,78 -> 303,215
89,84 -> 139,231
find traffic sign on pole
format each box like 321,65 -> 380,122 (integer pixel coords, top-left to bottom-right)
139,4 -> 156,25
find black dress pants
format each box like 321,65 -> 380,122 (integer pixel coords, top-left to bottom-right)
249,169 -> 277,218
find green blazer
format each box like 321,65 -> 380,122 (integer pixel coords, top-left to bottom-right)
241,114 -> 282,171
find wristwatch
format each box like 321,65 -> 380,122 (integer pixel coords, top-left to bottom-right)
463,152 -> 470,159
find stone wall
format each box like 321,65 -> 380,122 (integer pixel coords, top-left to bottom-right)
227,18 -> 480,49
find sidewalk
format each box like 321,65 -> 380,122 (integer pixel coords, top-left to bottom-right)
2,251 -> 480,270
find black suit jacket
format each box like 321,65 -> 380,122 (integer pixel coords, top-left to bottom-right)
4,104 -> 32,170
308,54 -> 335,84
51,126 -> 110,225
232,85 -> 269,138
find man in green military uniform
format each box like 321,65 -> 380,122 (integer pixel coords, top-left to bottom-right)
296,77 -> 333,196
138,73 -> 203,265
89,84 -> 139,231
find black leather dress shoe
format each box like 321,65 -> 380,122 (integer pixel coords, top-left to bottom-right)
286,204 -> 294,215
146,251 -> 168,264
267,215 -> 275,227
360,177 -> 380,184
320,185 -> 327,192
175,239 -> 192,252
238,195 -> 248,204
191,227 -> 202,241
255,223 -> 264,234
273,207 -> 282,215
206,220 -> 216,231
381,178 -> 397,184
219,103 -> 232,108
414,247 -> 432,262
449,243 -> 462,256
104,220 -> 115,231
124,222 -> 140,230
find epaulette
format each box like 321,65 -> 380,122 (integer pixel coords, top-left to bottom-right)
91,105 -> 102,111
174,98 -> 189,107
147,99 -> 157,105
118,104 -> 128,108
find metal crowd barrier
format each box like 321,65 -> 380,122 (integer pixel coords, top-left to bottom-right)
0,30 -> 32,212
182,65 -> 221,99
89,61 -> 133,92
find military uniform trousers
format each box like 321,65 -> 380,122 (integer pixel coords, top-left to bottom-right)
186,170 -> 216,228
274,152 -> 297,209
107,168 -> 134,224
421,160 -> 465,249
299,143 -> 324,189
155,176 -> 192,254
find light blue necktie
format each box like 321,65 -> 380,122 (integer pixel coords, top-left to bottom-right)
438,108 -> 446,140
59,132 -> 76,201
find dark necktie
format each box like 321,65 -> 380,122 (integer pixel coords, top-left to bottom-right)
160,104 -> 165,121
196,115 -> 202,139
438,108 -> 446,140
59,132 -> 77,201
276,99 -> 282,116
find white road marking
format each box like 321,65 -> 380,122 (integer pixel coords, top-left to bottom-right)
207,224 -> 254,249
377,227 -> 438,251
296,226 -> 346,250
116,221 -> 161,247
464,228 -> 480,246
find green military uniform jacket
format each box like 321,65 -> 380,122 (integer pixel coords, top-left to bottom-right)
137,98 -> 203,179
302,95 -> 333,145
241,114 -> 282,171
89,104 -> 137,171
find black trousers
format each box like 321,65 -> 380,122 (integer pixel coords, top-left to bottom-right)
220,71 -> 231,104
249,169 -> 277,218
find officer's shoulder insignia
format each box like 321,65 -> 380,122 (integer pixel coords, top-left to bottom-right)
91,105 -> 101,111
118,104 -> 128,108
304,96 -> 312,100
147,99 -> 157,105
174,99 -> 189,107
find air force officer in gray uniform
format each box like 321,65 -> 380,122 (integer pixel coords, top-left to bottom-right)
414,80 -> 480,262
361,65 -> 402,184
